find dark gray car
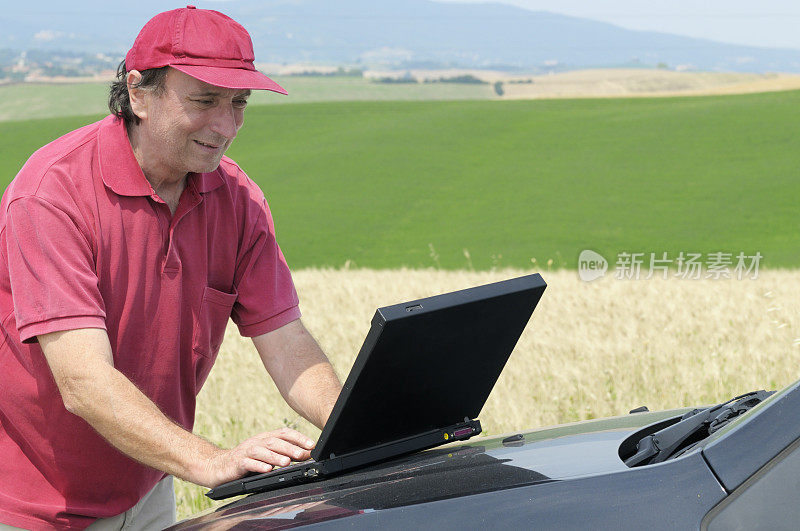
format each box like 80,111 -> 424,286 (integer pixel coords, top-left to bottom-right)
172,379 -> 800,530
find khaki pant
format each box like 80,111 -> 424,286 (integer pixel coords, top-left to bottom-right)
0,476 -> 176,531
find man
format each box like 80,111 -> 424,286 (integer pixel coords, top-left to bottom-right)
0,6 -> 342,529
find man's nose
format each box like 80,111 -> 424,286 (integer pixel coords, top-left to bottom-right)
209,104 -> 238,141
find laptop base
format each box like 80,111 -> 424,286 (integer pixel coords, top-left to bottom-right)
207,419 -> 481,500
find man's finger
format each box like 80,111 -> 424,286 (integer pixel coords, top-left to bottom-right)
261,438 -> 311,461
246,444 -> 299,467
241,457 -> 274,475
257,427 -> 315,450
258,437 -> 312,462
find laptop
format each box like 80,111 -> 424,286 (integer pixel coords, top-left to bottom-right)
207,273 -> 547,500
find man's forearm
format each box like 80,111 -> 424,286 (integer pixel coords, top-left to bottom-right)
64,360 -> 220,486
283,359 -> 342,430
254,320 -> 342,430
39,328 -> 220,486
41,327 -> 318,489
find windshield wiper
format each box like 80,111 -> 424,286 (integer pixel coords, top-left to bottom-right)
624,390 -> 775,467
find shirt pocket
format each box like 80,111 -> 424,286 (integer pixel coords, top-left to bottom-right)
192,286 -> 238,359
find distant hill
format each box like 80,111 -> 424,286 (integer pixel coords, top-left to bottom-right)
3,0 -> 800,72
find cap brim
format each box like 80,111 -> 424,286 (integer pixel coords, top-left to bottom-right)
171,64 -> 287,94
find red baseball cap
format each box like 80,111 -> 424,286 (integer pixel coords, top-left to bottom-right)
125,5 -> 287,94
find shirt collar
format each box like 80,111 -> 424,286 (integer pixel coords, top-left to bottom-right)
98,115 -> 225,196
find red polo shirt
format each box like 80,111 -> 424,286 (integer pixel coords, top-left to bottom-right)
0,115 -> 301,529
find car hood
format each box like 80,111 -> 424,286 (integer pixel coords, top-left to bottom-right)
172,408 -> 689,529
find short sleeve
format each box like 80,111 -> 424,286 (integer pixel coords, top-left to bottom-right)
231,197 -> 300,337
5,196 -> 106,343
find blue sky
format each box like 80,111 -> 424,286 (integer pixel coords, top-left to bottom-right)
433,0 -> 800,50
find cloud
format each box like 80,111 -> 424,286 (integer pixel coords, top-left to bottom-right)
33,30 -> 62,42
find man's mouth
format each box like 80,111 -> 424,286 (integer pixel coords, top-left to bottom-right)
194,140 -> 221,149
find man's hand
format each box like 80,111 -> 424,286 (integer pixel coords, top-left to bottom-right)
201,427 -> 316,488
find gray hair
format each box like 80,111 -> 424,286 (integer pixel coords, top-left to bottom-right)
108,60 -> 168,125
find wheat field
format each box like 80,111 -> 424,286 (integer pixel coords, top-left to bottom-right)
175,267 -> 800,519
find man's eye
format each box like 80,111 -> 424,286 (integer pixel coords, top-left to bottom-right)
233,100 -> 249,108
194,99 -> 214,105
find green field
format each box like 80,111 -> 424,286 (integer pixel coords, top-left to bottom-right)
0,76 -> 495,121
2,90 -> 798,269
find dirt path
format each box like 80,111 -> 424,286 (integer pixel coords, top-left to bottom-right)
493,69 -> 800,99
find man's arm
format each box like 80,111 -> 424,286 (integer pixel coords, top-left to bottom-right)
39,327 -> 315,488
252,319 -> 342,430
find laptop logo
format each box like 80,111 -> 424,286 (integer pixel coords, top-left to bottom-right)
578,250 -> 608,282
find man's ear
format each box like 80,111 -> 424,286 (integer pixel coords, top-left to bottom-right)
126,70 -> 148,122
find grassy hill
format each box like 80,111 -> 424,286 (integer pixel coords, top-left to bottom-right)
0,76 -> 494,121
2,90 -> 798,270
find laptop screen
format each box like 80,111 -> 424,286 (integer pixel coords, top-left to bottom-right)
312,273 -> 546,461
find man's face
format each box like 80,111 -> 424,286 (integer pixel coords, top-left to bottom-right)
133,68 -> 250,177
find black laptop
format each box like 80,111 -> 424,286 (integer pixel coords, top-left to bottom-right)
207,273 -> 547,500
